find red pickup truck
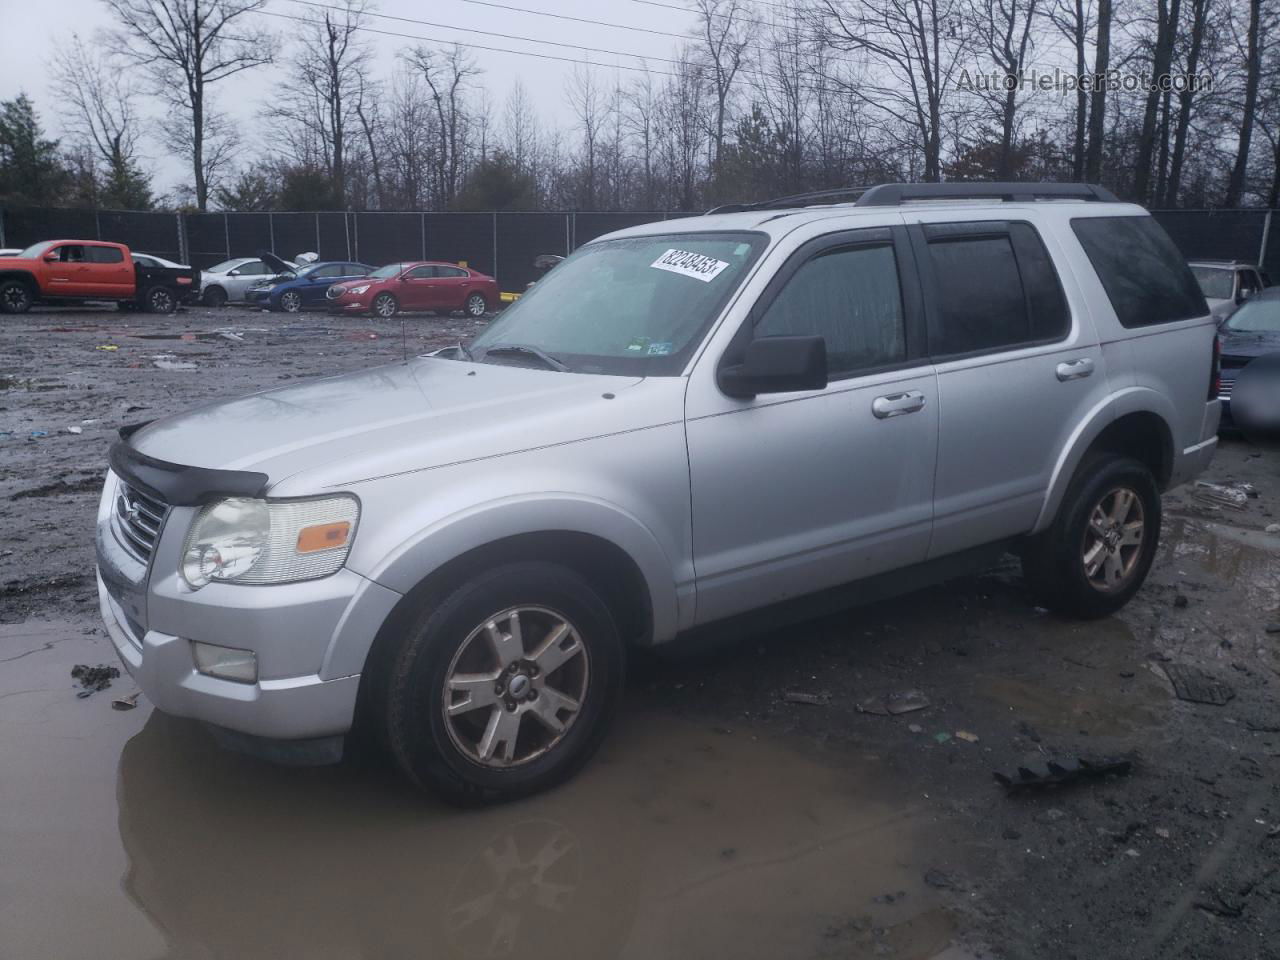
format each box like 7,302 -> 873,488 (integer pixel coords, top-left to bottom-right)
0,240 -> 200,315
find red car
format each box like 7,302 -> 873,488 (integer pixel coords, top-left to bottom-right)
326,261 -> 497,319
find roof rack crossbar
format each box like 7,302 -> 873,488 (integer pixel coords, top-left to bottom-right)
855,182 -> 1119,205
705,181 -> 1119,215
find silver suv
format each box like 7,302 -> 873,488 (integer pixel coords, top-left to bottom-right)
96,183 -> 1221,802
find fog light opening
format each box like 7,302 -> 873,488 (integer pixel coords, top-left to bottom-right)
191,641 -> 258,684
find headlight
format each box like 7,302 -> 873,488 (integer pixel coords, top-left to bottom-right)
347,284 -> 371,295
181,495 -> 359,589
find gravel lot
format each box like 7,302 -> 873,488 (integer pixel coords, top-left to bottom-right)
1,304 -> 1278,960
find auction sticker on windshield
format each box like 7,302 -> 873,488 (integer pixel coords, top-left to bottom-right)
651,249 -> 731,283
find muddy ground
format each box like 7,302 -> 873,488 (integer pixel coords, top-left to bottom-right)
1,304 -> 1277,960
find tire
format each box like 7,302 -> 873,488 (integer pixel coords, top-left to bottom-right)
465,292 -> 488,318
1022,455 -> 1161,619
202,286 -> 227,308
0,280 -> 33,314
372,292 -> 398,319
279,290 -> 302,313
143,286 -> 177,314
384,562 -> 625,804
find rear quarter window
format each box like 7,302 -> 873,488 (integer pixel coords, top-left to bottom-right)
1071,216 -> 1208,327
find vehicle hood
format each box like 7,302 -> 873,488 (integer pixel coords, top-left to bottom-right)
256,250 -> 296,276
127,359 -> 662,491
1219,328 -> 1280,362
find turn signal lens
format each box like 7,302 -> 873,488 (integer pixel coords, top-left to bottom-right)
296,521 -> 352,554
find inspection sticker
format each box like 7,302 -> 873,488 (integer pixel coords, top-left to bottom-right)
650,249 -> 730,283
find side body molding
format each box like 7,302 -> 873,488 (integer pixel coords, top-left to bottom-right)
355,493 -> 682,646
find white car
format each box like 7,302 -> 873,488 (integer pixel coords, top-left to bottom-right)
0,248 -> 21,257
131,252 -> 191,270
199,253 -> 301,307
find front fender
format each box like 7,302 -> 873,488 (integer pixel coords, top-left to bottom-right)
356,493 -> 681,647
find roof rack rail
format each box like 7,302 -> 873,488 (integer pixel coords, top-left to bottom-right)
855,182 -> 1119,205
704,181 -> 1118,215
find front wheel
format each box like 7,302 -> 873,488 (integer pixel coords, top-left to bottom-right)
143,286 -> 177,314
0,280 -> 33,314
279,290 -> 302,313
372,292 -> 398,319
1022,455 -> 1161,618
383,562 -> 624,804
465,292 -> 488,318
202,286 -> 227,308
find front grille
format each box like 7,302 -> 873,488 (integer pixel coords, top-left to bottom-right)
114,482 -> 168,564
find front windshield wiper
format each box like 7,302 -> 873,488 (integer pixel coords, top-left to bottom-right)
480,344 -> 569,372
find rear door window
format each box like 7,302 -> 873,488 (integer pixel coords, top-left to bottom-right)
86,246 -> 124,264
919,221 -> 1069,357
405,265 -> 437,279
1071,216 -> 1207,326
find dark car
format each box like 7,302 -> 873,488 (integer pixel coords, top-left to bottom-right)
326,261 -> 498,319
1217,287 -> 1280,424
246,260 -> 374,313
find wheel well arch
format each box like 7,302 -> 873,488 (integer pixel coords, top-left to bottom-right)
0,270 -> 37,290
1086,411 -> 1174,490
354,530 -> 654,734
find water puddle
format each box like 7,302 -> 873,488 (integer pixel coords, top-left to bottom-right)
1161,516 -> 1280,614
0,621 -> 963,960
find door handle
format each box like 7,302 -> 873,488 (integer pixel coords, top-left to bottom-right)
1056,358 -> 1094,381
872,390 -> 926,418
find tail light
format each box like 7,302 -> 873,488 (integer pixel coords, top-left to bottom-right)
1208,334 -> 1221,400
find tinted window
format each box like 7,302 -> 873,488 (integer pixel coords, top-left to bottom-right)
132,254 -> 156,267
86,246 -> 124,264
345,263 -> 370,275
437,266 -> 468,278
1190,265 -> 1234,300
56,245 -> 85,263
756,243 -> 906,375
238,261 -> 270,276
309,264 -> 344,278
405,265 -> 436,279
1240,270 -> 1260,295
1072,216 -> 1208,326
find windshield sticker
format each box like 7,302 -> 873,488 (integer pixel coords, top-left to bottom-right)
646,341 -> 673,356
651,249 -> 731,283
626,336 -> 650,352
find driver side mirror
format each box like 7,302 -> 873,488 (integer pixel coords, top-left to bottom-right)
719,335 -> 828,398
228,268 -> 242,277
43,252 -> 58,262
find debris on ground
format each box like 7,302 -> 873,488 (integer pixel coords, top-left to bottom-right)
111,691 -> 141,711
1265,523 -> 1280,533
855,688 -> 930,715
71,663 -> 120,696
1161,663 -> 1235,705
993,757 -> 1133,792
95,344 -> 118,351
65,425 -> 82,435
1194,884 -> 1253,918
782,690 -> 828,706
1192,481 -> 1249,510
934,732 -> 952,744
1265,623 -> 1280,634
1173,593 -> 1189,608
955,730 -> 980,743
152,355 -> 198,371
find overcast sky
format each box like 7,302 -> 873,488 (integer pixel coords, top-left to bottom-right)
0,0 -> 691,199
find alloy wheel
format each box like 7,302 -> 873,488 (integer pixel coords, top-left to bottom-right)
374,294 -> 397,318
1081,486 -> 1145,592
442,605 -> 589,768
466,294 -> 487,318
281,291 -> 302,312
2,285 -> 30,312
149,288 -> 174,313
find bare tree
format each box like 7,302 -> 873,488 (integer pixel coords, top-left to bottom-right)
566,64 -> 606,208
1134,0 -> 1183,202
51,34 -> 152,207
103,0 -> 273,210
977,0 -> 1043,177
403,44 -> 482,208
693,0 -> 750,171
623,70 -> 660,209
353,73 -> 386,208
818,0 -> 972,181
1084,0 -> 1111,182
502,80 -> 539,174
274,0 -> 370,208
1162,0 -> 1212,204
1224,0 -> 1262,205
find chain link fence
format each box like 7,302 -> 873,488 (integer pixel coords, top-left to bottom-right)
0,205 -> 1274,291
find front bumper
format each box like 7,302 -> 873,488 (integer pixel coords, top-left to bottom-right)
245,289 -> 273,306
95,471 -> 402,749
329,299 -> 368,312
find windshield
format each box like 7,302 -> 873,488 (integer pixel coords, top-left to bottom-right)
371,262 -> 410,279
470,232 -> 766,375
1191,265 -> 1234,301
18,241 -> 53,259
1225,299 -> 1280,333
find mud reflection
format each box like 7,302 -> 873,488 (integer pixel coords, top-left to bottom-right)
117,706 -> 954,960
1161,516 -> 1280,613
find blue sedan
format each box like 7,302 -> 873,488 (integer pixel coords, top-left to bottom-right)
247,261 -> 374,312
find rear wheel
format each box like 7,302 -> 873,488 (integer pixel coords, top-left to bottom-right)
279,290 -> 302,313
0,280 -> 33,314
465,292 -> 488,318
202,286 -> 227,308
1022,455 -> 1160,618
372,292 -> 398,319
143,286 -> 177,314
383,562 -> 624,804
